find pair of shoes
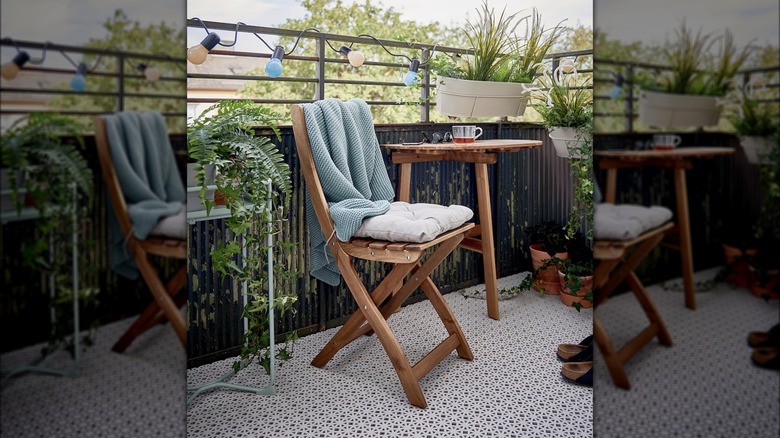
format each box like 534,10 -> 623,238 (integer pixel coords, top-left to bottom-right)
751,347 -> 780,371
557,335 -> 593,362
748,323 -> 780,348
561,362 -> 593,386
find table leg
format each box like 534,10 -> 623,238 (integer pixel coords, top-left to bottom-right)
605,168 -> 617,203
673,167 -> 696,310
475,163 -> 499,320
398,163 -> 411,202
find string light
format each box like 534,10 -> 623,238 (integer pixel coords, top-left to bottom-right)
264,46 -> 285,78
404,58 -> 420,86
1,51 -> 30,80
337,45 -> 365,67
136,63 -> 161,82
610,73 -> 624,100
70,62 -> 87,92
187,32 -> 220,65
1,38 -> 49,81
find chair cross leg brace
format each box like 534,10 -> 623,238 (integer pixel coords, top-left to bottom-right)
112,265 -> 187,352
312,232 -> 470,408
311,262 -> 416,367
595,231 -> 672,389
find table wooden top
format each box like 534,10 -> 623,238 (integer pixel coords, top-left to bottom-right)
595,147 -> 735,161
382,139 -> 543,153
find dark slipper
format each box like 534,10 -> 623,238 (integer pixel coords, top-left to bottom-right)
747,323 -> 780,348
751,347 -> 780,370
557,335 -> 593,361
565,343 -> 593,363
561,361 -> 593,386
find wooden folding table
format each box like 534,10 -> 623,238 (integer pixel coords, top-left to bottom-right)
383,139 -> 542,320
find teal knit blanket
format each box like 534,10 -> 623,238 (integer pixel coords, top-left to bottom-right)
104,111 -> 185,279
302,99 -> 395,286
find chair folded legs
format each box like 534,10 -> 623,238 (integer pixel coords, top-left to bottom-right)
594,222 -> 674,389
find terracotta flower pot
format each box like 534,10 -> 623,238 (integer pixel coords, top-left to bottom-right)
529,243 -> 568,295
750,268 -> 779,301
722,243 -> 758,289
558,271 -> 593,308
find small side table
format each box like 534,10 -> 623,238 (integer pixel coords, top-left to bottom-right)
382,139 -> 543,320
595,147 -> 735,310
1,184 -> 80,386
186,182 -> 276,404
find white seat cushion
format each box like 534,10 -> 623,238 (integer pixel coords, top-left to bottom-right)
353,201 -> 473,243
150,203 -> 187,240
594,203 -> 673,241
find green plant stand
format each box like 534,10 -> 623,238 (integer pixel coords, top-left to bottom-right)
1,184 -> 80,386
186,181 -> 276,404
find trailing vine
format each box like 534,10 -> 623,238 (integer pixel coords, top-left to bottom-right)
187,100 -> 299,375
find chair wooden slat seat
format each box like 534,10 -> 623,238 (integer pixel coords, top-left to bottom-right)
291,104 -> 473,408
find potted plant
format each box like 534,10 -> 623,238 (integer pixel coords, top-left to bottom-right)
429,2 -> 564,118
0,112 -> 95,357
521,221 -> 569,295
748,245 -> 779,301
187,100 -> 298,375
745,129 -> 780,299
535,69 -> 593,159
635,23 -> 752,128
558,241 -> 593,311
726,91 -> 779,165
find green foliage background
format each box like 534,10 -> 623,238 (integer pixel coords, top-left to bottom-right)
48,10 -> 186,132
237,0 -> 593,124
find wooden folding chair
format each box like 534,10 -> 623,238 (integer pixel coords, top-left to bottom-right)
94,116 -> 187,352
291,104 -> 474,408
594,220 -> 674,389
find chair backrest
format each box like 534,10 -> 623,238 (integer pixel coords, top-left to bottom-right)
290,104 -> 337,239
93,116 -> 134,237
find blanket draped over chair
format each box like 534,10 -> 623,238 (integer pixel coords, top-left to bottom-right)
103,111 -> 185,279
301,99 -> 395,286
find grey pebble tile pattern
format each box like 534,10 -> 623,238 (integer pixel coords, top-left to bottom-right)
187,273 -> 593,438
1,317 -> 185,437
594,268 -> 780,438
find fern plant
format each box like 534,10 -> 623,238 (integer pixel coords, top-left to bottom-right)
187,100 -> 298,376
0,112 -> 96,357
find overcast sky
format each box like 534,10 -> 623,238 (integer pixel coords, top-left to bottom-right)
186,0 -> 593,53
596,0 -> 778,48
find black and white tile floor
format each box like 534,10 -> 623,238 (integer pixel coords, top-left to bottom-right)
594,267 -> 780,438
18,267 -> 776,437
1,316 -> 185,437
186,273 -> 593,437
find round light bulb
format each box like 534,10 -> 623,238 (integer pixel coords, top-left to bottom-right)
265,58 -> 283,78
609,84 -> 622,100
347,50 -> 365,67
403,70 -> 418,87
70,73 -> 86,92
1,62 -> 21,80
187,44 -> 209,65
144,66 -> 161,82
560,59 -> 576,74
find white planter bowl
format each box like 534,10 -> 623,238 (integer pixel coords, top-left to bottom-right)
435,76 -> 533,118
638,90 -> 721,128
548,127 -> 590,159
740,135 -> 776,165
